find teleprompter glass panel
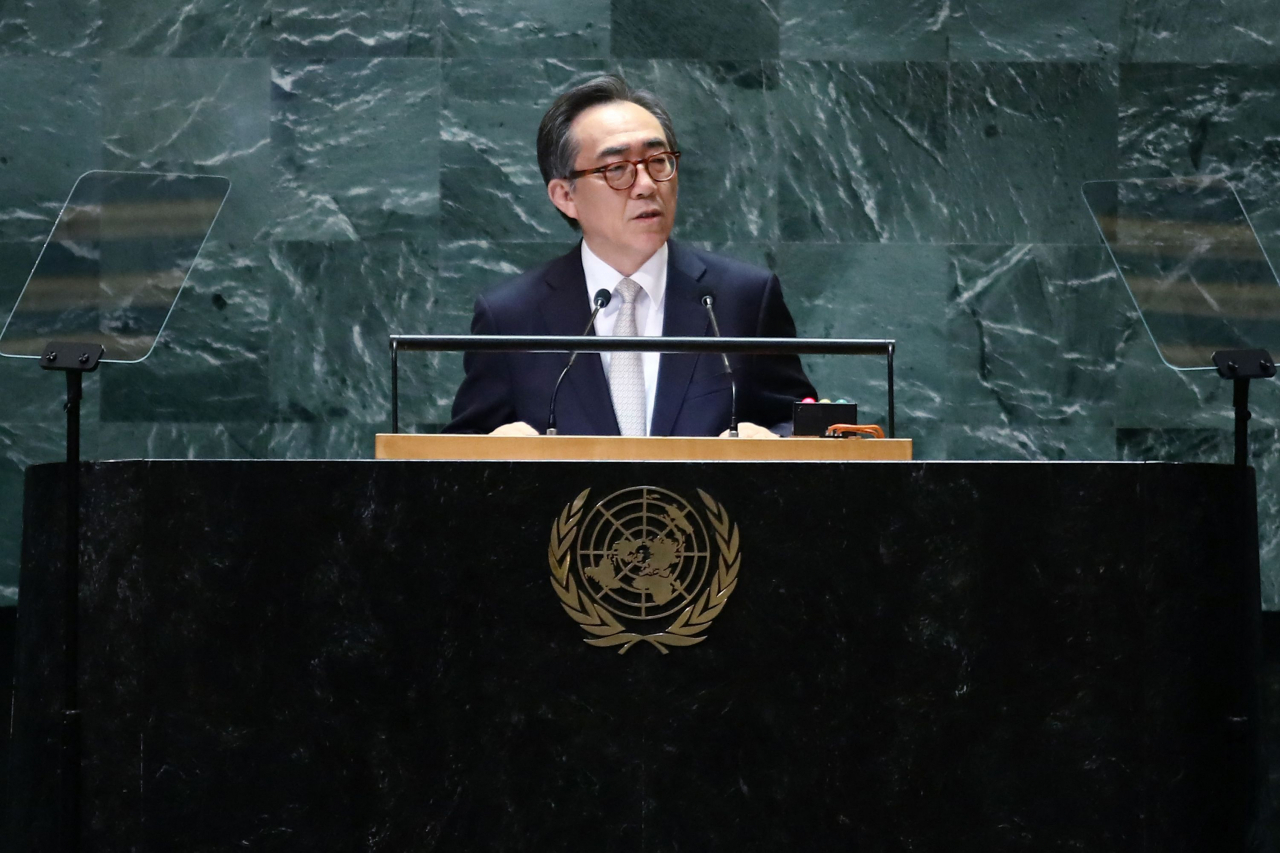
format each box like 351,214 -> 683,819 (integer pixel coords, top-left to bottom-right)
0,171 -> 230,363
1082,177 -> 1280,371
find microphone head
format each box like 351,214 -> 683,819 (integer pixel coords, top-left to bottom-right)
594,288 -> 612,308
701,294 -> 714,307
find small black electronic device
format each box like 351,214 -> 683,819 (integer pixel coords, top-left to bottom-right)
792,401 -> 858,436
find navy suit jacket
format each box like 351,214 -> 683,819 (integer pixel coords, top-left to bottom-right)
444,240 -> 816,436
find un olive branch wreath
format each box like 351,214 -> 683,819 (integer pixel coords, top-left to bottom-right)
548,488 -> 740,654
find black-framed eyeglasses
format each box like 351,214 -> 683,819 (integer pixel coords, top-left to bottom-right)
567,151 -> 681,190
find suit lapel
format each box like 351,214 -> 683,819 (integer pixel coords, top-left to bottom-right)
538,246 -> 620,436
650,240 -> 709,437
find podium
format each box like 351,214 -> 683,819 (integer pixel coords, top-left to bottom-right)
8,457 -> 1261,851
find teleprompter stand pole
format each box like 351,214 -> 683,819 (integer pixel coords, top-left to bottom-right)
1210,348 -> 1272,833
1213,349 -> 1276,467
39,340 -> 105,853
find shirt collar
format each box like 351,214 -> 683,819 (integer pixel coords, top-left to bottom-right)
581,240 -> 668,308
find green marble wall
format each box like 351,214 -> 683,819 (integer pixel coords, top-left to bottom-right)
1,2 -> 1279,605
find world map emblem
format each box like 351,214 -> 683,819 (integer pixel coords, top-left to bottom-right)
547,486 -> 741,653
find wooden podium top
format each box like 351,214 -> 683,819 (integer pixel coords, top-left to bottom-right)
374,433 -> 913,462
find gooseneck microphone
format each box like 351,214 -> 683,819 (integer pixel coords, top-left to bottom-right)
547,288 -> 613,435
701,294 -> 739,437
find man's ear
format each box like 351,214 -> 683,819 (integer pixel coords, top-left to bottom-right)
547,179 -> 578,221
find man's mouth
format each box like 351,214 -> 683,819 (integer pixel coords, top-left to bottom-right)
634,210 -> 662,220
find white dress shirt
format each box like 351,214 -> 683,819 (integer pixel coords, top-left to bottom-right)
581,240 -> 667,436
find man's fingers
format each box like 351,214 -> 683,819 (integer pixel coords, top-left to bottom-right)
739,422 -> 780,438
490,421 -> 540,436
720,422 -> 780,439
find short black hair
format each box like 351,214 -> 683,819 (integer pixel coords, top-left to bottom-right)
536,74 -> 678,231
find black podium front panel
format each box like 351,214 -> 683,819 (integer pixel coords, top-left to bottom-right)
9,461 -> 1261,851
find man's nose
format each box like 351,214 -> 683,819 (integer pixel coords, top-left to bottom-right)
630,163 -> 658,197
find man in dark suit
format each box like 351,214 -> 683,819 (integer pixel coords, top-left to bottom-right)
446,75 -> 815,437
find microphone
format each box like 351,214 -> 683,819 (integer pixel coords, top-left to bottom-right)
701,294 -> 739,437
547,288 -> 612,435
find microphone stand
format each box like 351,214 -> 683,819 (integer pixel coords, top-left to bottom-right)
547,289 -> 612,435
701,295 -> 739,437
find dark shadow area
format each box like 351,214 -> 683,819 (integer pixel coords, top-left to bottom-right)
1261,611 -> 1280,849
2,605 -> 14,853
0,597 -> 1276,850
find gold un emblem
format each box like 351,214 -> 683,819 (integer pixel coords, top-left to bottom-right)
548,487 -> 741,654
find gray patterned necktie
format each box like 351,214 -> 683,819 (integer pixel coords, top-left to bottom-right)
609,278 -> 647,436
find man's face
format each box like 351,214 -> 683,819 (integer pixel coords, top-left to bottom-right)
548,100 -> 678,274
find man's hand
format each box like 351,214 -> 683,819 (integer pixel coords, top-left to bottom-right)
719,422 -> 779,439
490,421 -> 540,436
